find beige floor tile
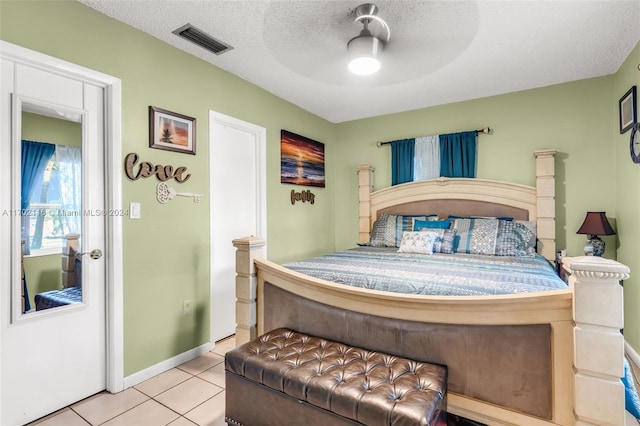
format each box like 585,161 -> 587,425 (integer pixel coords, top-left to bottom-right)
101,399 -> 180,426
168,416 -> 198,426
28,408 -> 90,426
213,337 -> 236,356
178,352 -> 224,375
71,388 -> 149,425
184,391 -> 226,426
198,362 -> 225,388
154,377 -> 223,415
135,368 -> 193,397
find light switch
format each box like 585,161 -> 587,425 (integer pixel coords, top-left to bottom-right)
130,202 -> 141,219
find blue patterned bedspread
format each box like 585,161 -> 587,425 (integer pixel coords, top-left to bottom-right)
34,286 -> 82,311
283,247 -> 567,296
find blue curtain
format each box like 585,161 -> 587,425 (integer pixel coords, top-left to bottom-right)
391,138 -> 415,185
21,140 -> 55,313
439,131 -> 477,178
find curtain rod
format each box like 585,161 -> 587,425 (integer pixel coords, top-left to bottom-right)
375,127 -> 492,147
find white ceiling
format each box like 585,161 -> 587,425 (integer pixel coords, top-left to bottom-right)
78,0 -> 640,123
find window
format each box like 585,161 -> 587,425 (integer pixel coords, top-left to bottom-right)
27,158 -> 63,253
24,145 -> 81,256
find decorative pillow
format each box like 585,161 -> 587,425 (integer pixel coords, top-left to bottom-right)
397,231 -> 438,254
370,214 -> 438,247
452,218 -> 500,255
494,221 -> 536,256
430,229 -> 458,254
369,214 -> 394,247
515,220 -> 537,251
453,218 -> 536,256
413,219 -> 451,230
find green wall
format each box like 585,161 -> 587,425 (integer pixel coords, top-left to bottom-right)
1,1 -> 335,375
2,0 -> 638,376
22,111 -> 82,147
613,42 -> 640,351
22,255 -> 62,298
334,77 -> 616,258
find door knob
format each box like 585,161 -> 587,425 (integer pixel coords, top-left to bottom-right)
80,249 -> 103,260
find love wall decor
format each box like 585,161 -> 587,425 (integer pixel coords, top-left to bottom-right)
124,152 -> 191,183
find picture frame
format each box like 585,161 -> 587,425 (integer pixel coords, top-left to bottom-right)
149,106 -> 196,155
280,130 -> 325,187
619,86 -> 636,134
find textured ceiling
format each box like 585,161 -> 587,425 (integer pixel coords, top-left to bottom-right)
78,0 -> 640,123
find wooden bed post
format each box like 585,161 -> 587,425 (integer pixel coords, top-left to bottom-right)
358,165 -> 374,244
232,236 -> 266,346
533,149 -> 556,261
563,256 -> 630,425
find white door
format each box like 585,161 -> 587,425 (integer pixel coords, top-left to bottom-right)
210,112 -> 266,343
1,57 -> 107,425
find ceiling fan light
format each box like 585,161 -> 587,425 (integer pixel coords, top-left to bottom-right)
348,34 -> 383,75
348,57 -> 381,75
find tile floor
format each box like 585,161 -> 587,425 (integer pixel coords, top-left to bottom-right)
28,336 -> 237,426
25,336 -> 640,426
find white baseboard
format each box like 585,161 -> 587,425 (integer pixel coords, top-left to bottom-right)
122,342 -> 214,390
627,340 -> 640,369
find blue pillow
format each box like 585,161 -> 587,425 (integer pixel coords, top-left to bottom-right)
623,357 -> 640,419
414,219 -> 451,231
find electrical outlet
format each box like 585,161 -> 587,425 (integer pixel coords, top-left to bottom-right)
183,300 -> 193,315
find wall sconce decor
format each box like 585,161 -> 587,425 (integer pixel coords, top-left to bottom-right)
576,211 -> 616,256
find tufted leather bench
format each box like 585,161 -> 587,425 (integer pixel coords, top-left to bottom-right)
225,328 -> 447,426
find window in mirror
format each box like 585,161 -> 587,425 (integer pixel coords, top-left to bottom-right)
24,144 -> 82,256
21,109 -> 82,258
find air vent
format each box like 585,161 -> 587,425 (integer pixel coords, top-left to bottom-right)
172,24 -> 233,55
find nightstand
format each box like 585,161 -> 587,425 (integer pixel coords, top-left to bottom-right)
555,256 -> 568,283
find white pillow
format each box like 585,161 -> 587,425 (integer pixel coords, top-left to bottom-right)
397,231 -> 438,254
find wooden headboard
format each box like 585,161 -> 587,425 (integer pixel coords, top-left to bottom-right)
358,149 -> 557,260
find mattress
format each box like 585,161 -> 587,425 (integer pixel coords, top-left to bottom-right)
283,246 -> 567,296
34,285 -> 82,311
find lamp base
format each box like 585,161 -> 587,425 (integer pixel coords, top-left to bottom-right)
584,235 -> 605,256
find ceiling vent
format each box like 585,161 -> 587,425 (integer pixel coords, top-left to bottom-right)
172,24 -> 233,55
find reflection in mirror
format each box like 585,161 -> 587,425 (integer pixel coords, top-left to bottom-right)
19,100 -> 83,316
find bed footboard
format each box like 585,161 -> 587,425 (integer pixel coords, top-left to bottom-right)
233,237 -> 629,425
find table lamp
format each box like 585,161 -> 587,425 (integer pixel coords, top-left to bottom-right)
576,211 -> 616,256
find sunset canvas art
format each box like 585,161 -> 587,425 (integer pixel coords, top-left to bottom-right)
281,130 -> 325,187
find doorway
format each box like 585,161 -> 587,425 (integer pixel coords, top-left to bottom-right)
0,42 -> 124,425
209,111 -> 266,343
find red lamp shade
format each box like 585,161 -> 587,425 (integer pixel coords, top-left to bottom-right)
576,212 -> 616,236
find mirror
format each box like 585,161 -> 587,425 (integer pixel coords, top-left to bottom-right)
15,96 -> 85,318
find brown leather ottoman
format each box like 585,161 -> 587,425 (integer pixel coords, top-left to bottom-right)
225,328 -> 447,426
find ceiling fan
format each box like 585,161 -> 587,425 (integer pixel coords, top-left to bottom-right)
347,3 -> 391,76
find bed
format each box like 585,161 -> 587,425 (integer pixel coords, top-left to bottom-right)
233,149 -> 630,425
282,247 -> 567,296
34,285 -> 82,311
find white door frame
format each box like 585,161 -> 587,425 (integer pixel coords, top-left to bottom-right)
0,41 -> 124,394
209,111 -> 266,344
